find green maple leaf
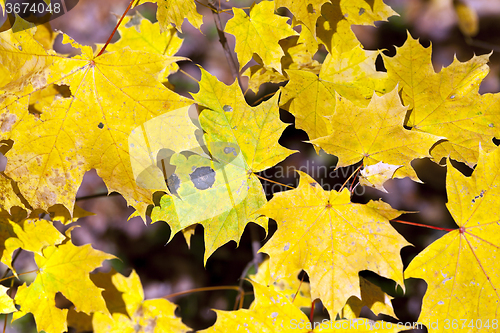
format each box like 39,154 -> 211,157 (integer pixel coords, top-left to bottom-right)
151,68 -> 296,262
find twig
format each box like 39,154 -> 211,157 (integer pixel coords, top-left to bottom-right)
75,191 -> 120,201
465,36 -> 500,52
163,285 -> 243,300
207,1 -> 243,89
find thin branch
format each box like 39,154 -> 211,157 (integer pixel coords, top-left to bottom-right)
164,285 -> 242,299
207,1 -> 243,89
234,259 -> 258,309
75,191 -> 120,201
465,37 -> 500,52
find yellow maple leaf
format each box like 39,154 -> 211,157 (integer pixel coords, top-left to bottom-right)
340,0 -> 397,26
128,104 -> 203,192
90,270 -> 128,315
1,218 -> 66,272
92,269 -> 191,333
316,0 -> 396,53
33,21 -> 56,51
316,5 -> 357,53
194,68 -> 295,184
225,1 -> 298,73
383,32 -> 500,165
280,45 -> 388,144
152,69 -> 295,262
340,277 -> 396,320
244,64 -> 288,93
0,173 -> 26,212
275,0 -> 327,36
0,19 -> 56,93
139,0 -> 203,33
250,257 -> 312,309
311,87 -> 441,180
48,203 -> 94,225
454,0 -> 479,37
26,83 -> 70,115
0,24 -> 191,217
201,280 -> 407,332
405,146 -> 500,331
281,25 -> 321,70
243,25 -> 321,93
258,171 -> 410,316
104,13 -> 184,79
0,285 -> 16,314
0,211 -> 16,268
13,242 -> 115,333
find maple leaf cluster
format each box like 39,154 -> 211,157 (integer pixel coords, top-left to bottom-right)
0,0 -> 499,332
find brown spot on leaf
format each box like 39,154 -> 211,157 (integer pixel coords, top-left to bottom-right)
31,73 -> 47,90
0,113 -> 17,132
37,186 -> 57,206
49,171 -> 66,187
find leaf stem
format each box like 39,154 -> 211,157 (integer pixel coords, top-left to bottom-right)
349,165 -> 362,192
339,164 -> 362,193
255,174 -> 295,190
179,69 -> 200,83
96,0 -> 140,57
292,272 -> 306,303
309,299 -> 316,322
390,219 -> 455,232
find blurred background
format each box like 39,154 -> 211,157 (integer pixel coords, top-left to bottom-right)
1,0 -> 499,331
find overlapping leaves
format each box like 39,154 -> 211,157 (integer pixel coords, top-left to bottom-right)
201,280 -> 408,333
383,32 -> 500,165
151,68 -> 295,262
257,171 -> 410,315
311,87 -> 441,180
1,0 -> 500,332
405,147 -> 500,331
0,18 -> 191,218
